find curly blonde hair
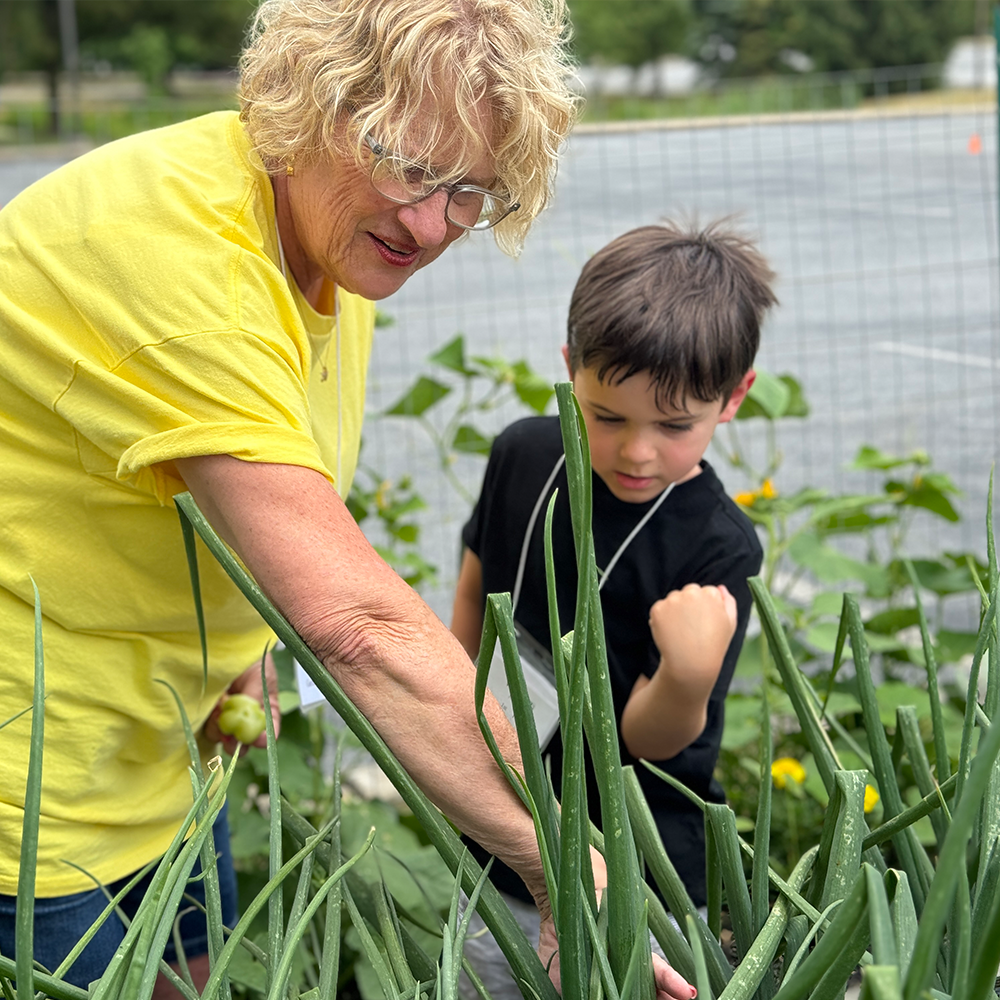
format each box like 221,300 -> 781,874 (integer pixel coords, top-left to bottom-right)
239,0 -> 579,256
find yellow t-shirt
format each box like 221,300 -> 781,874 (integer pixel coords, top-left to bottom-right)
0,111 -> 375,894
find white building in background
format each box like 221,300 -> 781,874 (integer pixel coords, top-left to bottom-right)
943,36 -> 996,89
572,55 -> 702,98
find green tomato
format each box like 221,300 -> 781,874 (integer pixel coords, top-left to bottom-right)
217,693 -> 267,745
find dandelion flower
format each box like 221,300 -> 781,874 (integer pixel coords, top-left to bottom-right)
734,490 -> 757,507
760,478 -> 777,499
771,757 -> 806,790
864,784 -> 880,813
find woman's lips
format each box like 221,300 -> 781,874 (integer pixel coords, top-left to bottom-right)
370,233 -> 419,267
616,471 -> 655,490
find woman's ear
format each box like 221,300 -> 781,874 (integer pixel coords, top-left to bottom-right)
718,370 -> 756,424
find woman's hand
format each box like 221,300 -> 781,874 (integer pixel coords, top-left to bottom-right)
536,848 -> 695,1000
203,651 -> 281,754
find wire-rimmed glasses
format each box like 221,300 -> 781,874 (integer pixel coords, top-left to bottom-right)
364,134 -> 520,231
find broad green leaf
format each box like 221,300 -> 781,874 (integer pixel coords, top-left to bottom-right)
892,482 -> 960,523
451,424 -> 493,455
805,622 -> 903,655
851,446 -> 929,471
901,556 -> 980,595
737,370 -> 790,420
384,377 -> 451,416
807,494 -> 887,525
865,608 -> 919,635
512,364 -> 555,414
427,334 -> 472,374
790,531 -> 892,595
814,511 -> 896,534
809,591 -> 846,618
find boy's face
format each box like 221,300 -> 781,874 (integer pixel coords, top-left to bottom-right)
565,349 -> 754,504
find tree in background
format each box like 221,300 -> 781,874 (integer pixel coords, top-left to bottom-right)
566,0 -> 980,79
0,0 -> 257,99
567,0 -> 694,70
690,0 -> 979,77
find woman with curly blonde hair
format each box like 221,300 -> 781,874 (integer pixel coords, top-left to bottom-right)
0,1 -> 692,997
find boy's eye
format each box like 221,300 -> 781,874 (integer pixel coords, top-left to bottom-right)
661,423 -> 693,433
595,414 -> 624,424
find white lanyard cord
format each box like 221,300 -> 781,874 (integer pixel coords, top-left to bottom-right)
511,454 -> 567,613
510,453 -> 675,616
277,230 -> 343,489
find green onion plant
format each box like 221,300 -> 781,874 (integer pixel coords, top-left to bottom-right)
6,386 -> 1000,1000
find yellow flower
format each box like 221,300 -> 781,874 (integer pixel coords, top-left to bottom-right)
864,784 -> 880,813
771,757 -> 806,790
734,480 -> 778,507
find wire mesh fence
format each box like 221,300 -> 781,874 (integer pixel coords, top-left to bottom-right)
0,68 -> 996,626
363,99 -> 999,623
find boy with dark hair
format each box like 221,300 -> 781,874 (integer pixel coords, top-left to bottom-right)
450,221 -> 777,998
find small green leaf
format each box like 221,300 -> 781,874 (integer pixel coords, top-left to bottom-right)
374,309 -> 395,328
427,334 -> 472,374
384,377 -> 451,416
390,524 -> 419,543
452,424 -> 493,455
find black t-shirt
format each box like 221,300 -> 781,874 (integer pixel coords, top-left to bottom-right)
461,416 -> 762,906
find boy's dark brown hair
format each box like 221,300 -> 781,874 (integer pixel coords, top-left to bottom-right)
566,220 -> 778,410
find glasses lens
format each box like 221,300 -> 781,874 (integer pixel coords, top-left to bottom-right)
447,189 -> 490,229
371,156 -> 435,204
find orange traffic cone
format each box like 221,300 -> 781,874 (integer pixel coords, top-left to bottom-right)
969,133 -> 982,155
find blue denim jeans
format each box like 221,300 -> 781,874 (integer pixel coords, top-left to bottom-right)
0,804 -> 238,989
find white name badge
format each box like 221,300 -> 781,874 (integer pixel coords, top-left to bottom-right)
487,623 -> 561,750
294,658 -> 328,711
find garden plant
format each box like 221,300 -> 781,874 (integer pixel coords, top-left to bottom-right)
5,384 -> 1000,1000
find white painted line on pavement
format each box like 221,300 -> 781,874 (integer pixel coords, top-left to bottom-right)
876,340 -> 1000,370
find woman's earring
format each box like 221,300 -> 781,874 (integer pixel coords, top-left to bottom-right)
286,161 -> 295,177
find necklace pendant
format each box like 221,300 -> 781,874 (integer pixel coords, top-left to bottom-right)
321,367 -> 328,382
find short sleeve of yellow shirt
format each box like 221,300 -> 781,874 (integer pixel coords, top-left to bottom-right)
0,112 -> 375,894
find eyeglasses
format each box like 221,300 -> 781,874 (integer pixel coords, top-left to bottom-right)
364,134 -> 520,231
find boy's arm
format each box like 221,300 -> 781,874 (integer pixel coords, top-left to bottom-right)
620,584 -> 737,760
450,548 -> 485,659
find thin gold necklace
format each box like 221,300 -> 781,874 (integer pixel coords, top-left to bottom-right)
276,228 -> 344,486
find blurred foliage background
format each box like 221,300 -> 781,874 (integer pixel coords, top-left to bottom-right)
0,0 -> 987,98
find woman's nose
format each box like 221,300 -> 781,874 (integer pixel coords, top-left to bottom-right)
397,190 -> 453,248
